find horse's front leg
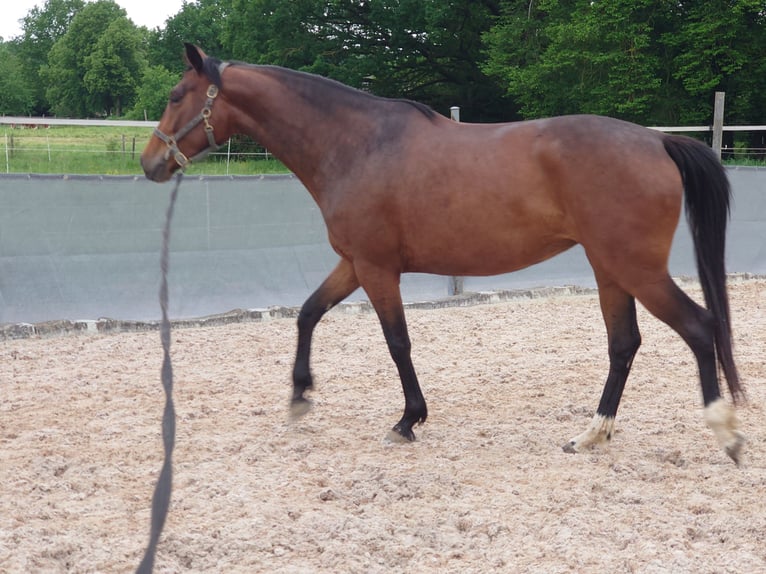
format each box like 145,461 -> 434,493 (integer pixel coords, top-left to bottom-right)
291,259 -> 359,417
380,309 -> 428,442
357,265 -> 427,441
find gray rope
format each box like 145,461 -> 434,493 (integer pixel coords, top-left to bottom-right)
136,171 -> 183,573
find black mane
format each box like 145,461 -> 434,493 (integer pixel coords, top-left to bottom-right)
201,56 -> 225,87
219,60 -> 438,122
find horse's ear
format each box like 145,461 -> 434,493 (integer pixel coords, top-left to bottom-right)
184,43 -> 206,74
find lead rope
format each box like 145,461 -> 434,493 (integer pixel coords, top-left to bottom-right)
136,171 -> 183,573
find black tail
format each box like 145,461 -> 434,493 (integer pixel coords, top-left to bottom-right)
662,135 -> 743,402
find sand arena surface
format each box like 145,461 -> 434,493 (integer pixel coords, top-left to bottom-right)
1,279 -> 765,573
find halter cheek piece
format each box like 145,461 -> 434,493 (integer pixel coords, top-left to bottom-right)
153,62 -> 230,169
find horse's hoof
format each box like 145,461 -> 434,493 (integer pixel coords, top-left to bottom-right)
562,441 -> 577,454
289,397 -> 312,420
704,400 -> 745,466
386,424 -> 415,443
725,431 -> 746,466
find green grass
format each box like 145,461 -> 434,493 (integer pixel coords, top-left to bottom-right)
0,125 -> 290,176
722,157 -> 766,167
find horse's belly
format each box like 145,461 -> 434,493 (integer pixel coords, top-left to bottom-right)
403,231 -> 577,277
395,163 -> 575,276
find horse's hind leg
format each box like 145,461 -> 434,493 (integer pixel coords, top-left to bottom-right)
566,277 -> 641,453
635,275 -> 744,463
291,258 -> 359,417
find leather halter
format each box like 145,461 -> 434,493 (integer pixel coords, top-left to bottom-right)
153,62 -> 230,169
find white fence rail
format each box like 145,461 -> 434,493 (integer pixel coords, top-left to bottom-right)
2,115 -> 765,133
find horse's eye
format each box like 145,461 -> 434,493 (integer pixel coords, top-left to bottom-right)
169,88 -> 184,104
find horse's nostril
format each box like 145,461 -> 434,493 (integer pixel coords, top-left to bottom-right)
140,156 -> 170,182
139,156 -> 154,177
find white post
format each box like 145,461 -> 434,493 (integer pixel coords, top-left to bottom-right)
226,138 -> 232,175
448,106 -> 464,296
712,92 -> 725,160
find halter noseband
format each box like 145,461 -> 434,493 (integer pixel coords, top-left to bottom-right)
154,62 -> 230,169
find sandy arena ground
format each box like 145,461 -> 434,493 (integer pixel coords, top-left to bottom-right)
1,278 -> 765,573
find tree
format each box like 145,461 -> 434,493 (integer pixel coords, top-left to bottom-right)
663,0 -> 766,125
483,0 -> 668,123
84,18 -> 144,116
127,65 -> 178,121
221,0 -> 331,69
149,0 -> 229,75
15,0 -> 85,114
483,0 -> 766,130
220,0 -> 510,121
331,0 -> 509,120
42,0 -> 140,116
0,42 -> 36,115
42,39 -> 83,116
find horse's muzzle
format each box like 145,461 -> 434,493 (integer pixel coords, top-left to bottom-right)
141,154 -> 174,183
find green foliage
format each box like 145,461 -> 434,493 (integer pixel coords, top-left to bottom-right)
150,0 -> 229,75
222,0 -> 318,68
219,0 -> 509,121
41,38 -> 82,117
484,0 -> 766,127
0,43 -> 36,115
2,0 -> 764,141
83,18 -> 144,116
663,0 -> 766,124
42,0 -> 145,117
484,0 -> 668,122
15,0 -> 85,114
126,65 -> 178,121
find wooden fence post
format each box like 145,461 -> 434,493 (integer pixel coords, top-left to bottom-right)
448,106 -> 464,297
712,92 -> 725,159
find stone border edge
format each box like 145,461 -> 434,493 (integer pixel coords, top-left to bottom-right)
2,273 -> 762,341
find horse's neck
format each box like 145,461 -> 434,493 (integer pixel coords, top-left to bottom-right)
225,65 -> 378,194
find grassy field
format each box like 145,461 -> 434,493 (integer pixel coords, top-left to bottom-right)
0,125 -> 289,176
1,124 -> 762,176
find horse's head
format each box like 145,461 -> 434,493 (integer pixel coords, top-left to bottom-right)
141,44 -> 232,182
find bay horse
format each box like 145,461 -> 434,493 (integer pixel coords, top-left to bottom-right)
142,44 -> 745,464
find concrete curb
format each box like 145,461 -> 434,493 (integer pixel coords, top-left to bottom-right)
2,273 -> 762,341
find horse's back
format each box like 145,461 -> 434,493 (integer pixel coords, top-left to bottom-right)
414,115 -> 678,266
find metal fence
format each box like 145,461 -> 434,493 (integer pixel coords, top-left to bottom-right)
3,103 -> 766,175
0,120 -> 275,174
